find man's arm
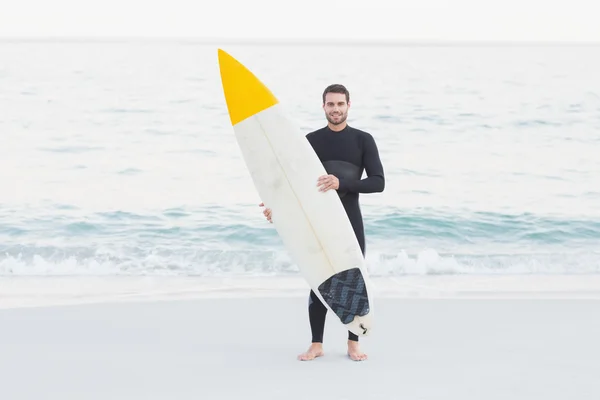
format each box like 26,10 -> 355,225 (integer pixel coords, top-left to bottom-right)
338,134 -> 385,193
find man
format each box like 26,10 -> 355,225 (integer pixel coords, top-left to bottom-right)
259,84 -> 385,361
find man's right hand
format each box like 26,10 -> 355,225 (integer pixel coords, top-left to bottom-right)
259,202 -> 272,223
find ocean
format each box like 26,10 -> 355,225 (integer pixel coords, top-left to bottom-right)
1,40 -> 599,277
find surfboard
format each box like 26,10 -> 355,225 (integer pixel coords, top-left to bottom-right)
217,49 -> 374,337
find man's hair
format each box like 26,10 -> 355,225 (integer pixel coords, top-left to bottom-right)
322,84 -> 350,104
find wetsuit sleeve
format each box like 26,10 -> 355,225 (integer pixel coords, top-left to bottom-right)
338,134 -> 385,193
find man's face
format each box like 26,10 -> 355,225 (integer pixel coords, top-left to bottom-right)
323,92 -> 350,126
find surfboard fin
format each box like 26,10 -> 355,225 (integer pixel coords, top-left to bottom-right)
359,323 -> 368,335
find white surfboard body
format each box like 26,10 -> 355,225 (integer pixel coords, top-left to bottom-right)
218,49 -> 374,337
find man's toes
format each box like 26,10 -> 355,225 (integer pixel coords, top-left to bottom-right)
349,352 -> 367,361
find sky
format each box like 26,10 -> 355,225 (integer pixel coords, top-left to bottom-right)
0,0 -> 598,42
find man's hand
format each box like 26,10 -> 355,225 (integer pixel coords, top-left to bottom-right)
259,202 -> 272,223
317,174 -> 339,192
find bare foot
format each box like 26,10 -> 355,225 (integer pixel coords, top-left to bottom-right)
297,343 -> 324,361
347,340 -> 368,361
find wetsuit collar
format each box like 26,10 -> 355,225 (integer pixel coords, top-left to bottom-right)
326,124 -> 349,133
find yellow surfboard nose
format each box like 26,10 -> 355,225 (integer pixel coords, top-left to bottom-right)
218,49 -> 279,126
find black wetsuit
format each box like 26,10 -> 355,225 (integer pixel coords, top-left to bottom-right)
305,124 -> 385,342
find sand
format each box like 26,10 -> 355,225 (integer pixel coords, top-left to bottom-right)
1,275 -> 599,400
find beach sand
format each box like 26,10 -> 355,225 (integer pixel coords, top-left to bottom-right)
1,275 -> 599,399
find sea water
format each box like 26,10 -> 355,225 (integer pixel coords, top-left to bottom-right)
1,40 -> 599,277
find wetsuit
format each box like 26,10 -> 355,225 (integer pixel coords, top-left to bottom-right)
305,124 -> 385,342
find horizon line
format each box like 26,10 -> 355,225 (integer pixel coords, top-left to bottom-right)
1,36 -> 599,46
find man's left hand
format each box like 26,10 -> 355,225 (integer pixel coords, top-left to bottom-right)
317,174 -> 339,192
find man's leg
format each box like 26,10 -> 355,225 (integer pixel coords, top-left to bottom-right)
297,290 -> 327,361
347,331 -> 367,361
347,223 -> 368,361
308,290 -> 327,342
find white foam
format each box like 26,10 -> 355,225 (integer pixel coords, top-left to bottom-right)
2,246 -> 598,277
